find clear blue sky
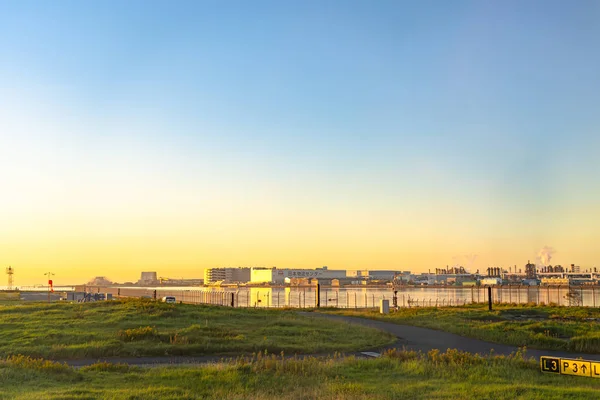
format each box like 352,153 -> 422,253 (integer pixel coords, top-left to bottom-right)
1,0 -> 599,282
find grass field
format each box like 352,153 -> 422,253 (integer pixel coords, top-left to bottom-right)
1,349 -> 599,399
324,304 -> 600,353
0,300 -> 394,359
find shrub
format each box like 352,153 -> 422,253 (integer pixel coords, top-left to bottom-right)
117,326 -> 159,342
569,334 -> 600,353
80,361 -> 133,373
382,348 -> 420,361
2,355 -> 71,373
427,348 -> 485,366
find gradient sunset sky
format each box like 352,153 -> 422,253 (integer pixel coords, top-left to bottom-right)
1,1 -> 599,285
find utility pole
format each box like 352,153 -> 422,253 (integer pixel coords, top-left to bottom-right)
44,272 -> 55,302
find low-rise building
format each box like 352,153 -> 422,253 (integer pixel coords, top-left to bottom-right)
138,272 -> 158,286
480,277 -> 502,286
204,267 -> 251,284
347,270 -> 408,281
250,267 -> 346,284
541,277 -> 570,286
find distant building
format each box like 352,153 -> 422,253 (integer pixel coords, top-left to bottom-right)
138,272 -> 158,285
525,261 -> 537,279
347,270 -> 407,281
541,277 -> 570,286
250,267 -> 346,284
480,277 -> 502,286
87,276 -> 113,286
570,264 -> 581,273
522,279 -> 539,286
204,267 -> 251,284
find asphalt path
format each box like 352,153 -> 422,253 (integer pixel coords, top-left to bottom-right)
303,312 -> 600,362
61,312 -> 600,367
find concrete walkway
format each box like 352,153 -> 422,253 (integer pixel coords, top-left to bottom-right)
303,312 -> 600,362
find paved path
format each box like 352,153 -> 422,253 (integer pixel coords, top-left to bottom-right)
303,313 -> 600,362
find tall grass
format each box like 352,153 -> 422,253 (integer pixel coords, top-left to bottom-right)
326,304 -> 600,353
1,349 -> 598,399
0,300 -> 394,359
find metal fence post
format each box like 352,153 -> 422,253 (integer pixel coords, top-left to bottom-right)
316,284 -> 320,308
488,286 -> 492,311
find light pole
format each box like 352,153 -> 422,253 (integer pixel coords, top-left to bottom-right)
44,272 -> 55,302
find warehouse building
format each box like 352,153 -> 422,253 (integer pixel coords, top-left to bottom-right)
250,267 -> 346,284
204,267 -> 251,284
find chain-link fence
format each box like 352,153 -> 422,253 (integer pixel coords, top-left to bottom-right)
83,285 -> 600,309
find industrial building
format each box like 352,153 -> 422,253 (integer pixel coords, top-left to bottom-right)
138,272 -> 158,285
347,270 -> 407,281
250,267 -> 346,284
204,267 -> 251,284
480,277 -> 502,286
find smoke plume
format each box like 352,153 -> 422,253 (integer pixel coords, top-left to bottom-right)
537,246 -> 555,266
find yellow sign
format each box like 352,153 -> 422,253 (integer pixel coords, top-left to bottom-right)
540,357 -> 560,374
560,358 -> 591,377
591,362 -> 600,379
541,356 -> 600,378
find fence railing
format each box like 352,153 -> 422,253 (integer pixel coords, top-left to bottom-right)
83,285 -> 600,309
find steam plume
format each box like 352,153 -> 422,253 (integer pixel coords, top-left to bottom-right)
537,246 -> 555,266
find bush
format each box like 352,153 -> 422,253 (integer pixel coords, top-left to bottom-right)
382,348 -> 420,361
2,355 -> 71,373
569,334 -> 600,353
80,361 -> 133,373
117,326 -> 159,342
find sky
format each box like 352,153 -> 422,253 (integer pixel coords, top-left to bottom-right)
0,0 -> 599,285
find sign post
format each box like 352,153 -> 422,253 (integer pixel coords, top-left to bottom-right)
44,272 -> 55,302
541,356 -> 600,378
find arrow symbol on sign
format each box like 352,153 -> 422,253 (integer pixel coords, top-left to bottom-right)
582,365 -> 588,373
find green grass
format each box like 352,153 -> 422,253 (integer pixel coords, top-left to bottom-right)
0,299 -> 394,359
324,304 -> 600,353
1,349 -> 599,399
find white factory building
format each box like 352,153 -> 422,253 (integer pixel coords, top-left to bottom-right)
250,267 -> 346,284
347,270 -> 409,281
